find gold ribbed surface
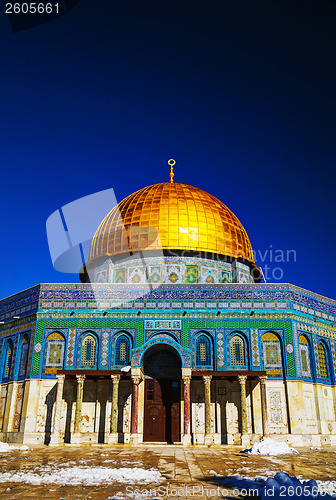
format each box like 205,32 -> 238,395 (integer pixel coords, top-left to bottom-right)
89,182 -> 255,263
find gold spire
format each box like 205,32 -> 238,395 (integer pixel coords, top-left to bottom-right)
168,159 -> 175,183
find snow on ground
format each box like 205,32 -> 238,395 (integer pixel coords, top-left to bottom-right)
317,481 -> 336,497
0,442 -> 28,452
241,437 -> 298,455
0,466 -> 163,486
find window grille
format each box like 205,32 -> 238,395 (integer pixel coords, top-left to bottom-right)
230,336 -> 246,366
19,337 -> 29,377
81,335 -> 96,366
115,335 -> 131,366
318,343 -> 328,379
299,335 -> 311,378
195,335 -> 211,366
4,341 -> 13,378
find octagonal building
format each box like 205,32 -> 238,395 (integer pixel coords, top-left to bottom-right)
0,167 -> 335,447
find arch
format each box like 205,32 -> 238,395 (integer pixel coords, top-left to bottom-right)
142,343 -> 182,379
114,333 -> 132,367
193,332 -> 214,368
261,331 -> 283,375
298,334 -> 312,378
148,331 -> 180,343
18,334 -> 30,378
229,334 -> 247,368
3,338 -> 14,379
134,336 -> 188,369
80,333 -> 98,367
318,341 -> 329,379
45,331 -> 66,370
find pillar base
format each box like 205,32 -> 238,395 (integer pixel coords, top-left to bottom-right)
49,434 -> 63,446
130,433 -> 141,446
241,434 -> 251,447
107,433 -> 119,444
204,434 -> 214,446
182,434 -> 192,446
71,432 -> 98,444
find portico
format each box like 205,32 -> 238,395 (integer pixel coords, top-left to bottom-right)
49,367 -> 268,446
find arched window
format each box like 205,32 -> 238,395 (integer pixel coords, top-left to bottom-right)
45,332 -> 65,369
299,335 -> 312,378
261,332 -> 283,375
4,339 -> 13,379
230,335 -> 246,367
18,335 -> 29,378
115,335 -> 131,366
318,342 -> 328,379
81,334 -> 97,366
195,335 -> 212,367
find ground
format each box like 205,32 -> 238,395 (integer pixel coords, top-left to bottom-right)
0,445 -> 335,500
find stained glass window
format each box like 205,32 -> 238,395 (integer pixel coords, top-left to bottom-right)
318,343 -> 328,379
4,340 -> 13,378
195,335 -> 211,366
115,335 -> 131,366
261,332 -> 282,375
45,332 -> 65,368
299,335 -> 311,378
18,336 -> 29,378
230,335 -> 246,366
81,335 -> 96,366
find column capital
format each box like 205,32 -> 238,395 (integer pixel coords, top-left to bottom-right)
182,375 -> 191,384
132,375 -> 142,385
238,374 -> 247,385
202,375 -> 212,384
76,374 -> 86,384
259,375 -> 267,385
56,374 -> 66,383
111,374 -> 121,384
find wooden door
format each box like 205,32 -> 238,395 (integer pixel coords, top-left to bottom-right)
143,379 -> 181,443
143,379 -> 165,442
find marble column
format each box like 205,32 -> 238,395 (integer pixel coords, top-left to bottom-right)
108,374 -> 120,444
50,374 -> 65,445
74,374 -> 86,434
238,375 -> 249,445
203,375 -> 213,445
182,375 -> 191,446
259,375 -> 270,437
130,375 -> 141,445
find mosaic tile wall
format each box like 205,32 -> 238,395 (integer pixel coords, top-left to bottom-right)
92,255 -> 253,285
0,282 -> 335,385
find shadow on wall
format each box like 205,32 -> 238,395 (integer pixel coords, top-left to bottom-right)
44,384 -> 57,445
44,379 -> 132,445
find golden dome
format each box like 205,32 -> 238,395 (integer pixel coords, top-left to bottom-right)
88,181 -> 256,266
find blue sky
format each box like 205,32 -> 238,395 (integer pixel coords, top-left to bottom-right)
0,1 -> 335,299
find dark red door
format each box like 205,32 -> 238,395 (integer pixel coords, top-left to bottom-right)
143,379 -> 180,443
144,379 -> 165,442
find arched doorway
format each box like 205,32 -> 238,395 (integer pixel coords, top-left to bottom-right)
142,344 -> 181,443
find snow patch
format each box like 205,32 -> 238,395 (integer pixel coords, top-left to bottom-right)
241,437 -> 298,455
0,466 -> 162,486
317,481 -> 336,497
0,442 -> 28,452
